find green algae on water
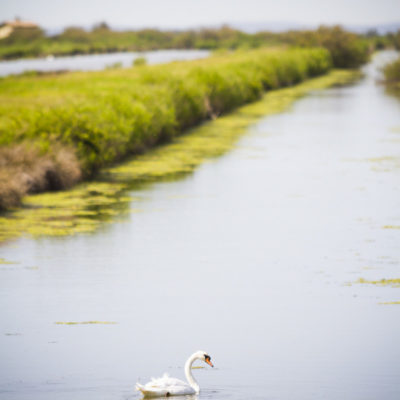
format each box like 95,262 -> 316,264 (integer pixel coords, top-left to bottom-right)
0,181 -> 132,242
379,301 -> 400,305
0,69 -> 360,243
358,278 -> 400,287
367,156 -> 400,172
0,258 -> 19,264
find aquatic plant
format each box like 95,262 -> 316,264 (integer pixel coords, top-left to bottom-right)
132,56 -> 147,66
379,301 -> 400,305
0,258 -> 19,264
358,278 -> 400,287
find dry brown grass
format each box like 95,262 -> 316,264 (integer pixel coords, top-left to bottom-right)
0,143 -> 81,210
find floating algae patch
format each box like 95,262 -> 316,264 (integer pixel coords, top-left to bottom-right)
383,225 -> 400,229
55,321 -> 117,325
357,278 -> 400,287
0,69 -> 360,243
0,258 -> 19,264
0,181 -> 132,242
366,156 -> 400,172
379,301 -> 400,305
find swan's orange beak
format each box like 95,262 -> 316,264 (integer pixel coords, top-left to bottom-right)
205,359 -> 214,368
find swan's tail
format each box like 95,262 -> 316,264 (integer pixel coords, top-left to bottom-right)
136,383 -> 165,398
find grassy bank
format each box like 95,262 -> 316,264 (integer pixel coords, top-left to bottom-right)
383,57 -> 400,90
0,69 -> 360,242
0,47 -> 332,209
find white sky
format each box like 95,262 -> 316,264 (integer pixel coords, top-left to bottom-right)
0,0 -> 399,29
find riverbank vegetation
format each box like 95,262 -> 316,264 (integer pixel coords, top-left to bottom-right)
0,24 -> 372,68
0,47 -> 332,209
382,57 -> 400,90
0,69 -> 360,241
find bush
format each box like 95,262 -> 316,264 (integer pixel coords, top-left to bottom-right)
132,56 -> 147,66
281,26 -> 369,68
383,57 -> 400,83
105,61 -> 123,70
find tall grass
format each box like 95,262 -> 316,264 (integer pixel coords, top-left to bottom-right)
0,47 -> 331,208
383,57 -> 400,84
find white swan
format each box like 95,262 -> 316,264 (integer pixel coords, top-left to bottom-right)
136,350 -> 214,398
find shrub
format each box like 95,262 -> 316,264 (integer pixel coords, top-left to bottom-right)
383,57 -> 400,83
132,56 -> 147,66
0,143 -> 81,209
281,26 -> 369,68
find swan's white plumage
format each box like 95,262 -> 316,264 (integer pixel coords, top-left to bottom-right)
136,351 -> 213,398
136,374 -> 196,397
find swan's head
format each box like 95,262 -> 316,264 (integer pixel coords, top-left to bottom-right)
195,350 -> 214,367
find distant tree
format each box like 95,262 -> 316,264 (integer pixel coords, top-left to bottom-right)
59,26 -> 89,42
92,22 -> 111,32
383,57 -> 400,83
387,30 -> 400,49
4,26 -> 44,44
365,29 -> 379,38
174,31 -> 196,48
281,25 -> 369,68
316,25 -> 369,68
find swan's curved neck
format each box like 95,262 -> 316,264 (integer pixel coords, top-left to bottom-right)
184,353 -> 200,393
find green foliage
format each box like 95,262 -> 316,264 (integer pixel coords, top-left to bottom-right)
279,26 -> 369,68
105,61 -> 123,69
316,26 -> 369,68
132,56 -> 147,66
383,57 -> 400,83
2,26 -> 44,44
0,48 -> 331,177
386,30 -> 400,50
0,24 -> 368,68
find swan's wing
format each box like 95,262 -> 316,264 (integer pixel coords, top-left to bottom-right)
136,383 -> 169,398
167,385 -> 196,396
136,383 -> 195,398
136,374 -> 195,398
149,373 -> 188,388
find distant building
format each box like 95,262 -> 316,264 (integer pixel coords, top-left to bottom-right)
0,18 -> 39,39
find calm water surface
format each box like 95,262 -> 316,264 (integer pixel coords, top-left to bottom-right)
0,49 -> 209,76
0,52 -> 399,400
